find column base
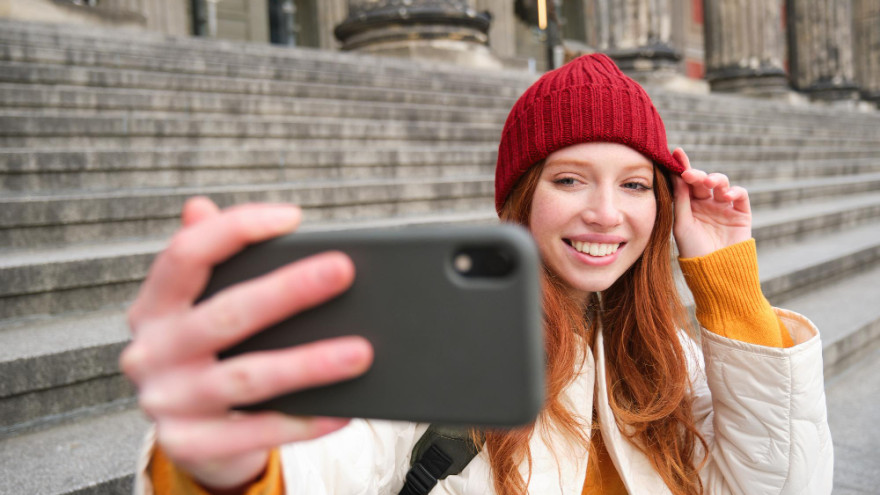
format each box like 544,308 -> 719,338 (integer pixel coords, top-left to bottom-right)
348,37 -> 503,69
860,90 -> 880,109
800,81 -> 861,102
706,65 -> 789,96
334,3 -> 497,69
605,44 -> 682,76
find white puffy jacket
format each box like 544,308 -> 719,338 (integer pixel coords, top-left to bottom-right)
135,308 -> 833,494
273,308 -> 833,494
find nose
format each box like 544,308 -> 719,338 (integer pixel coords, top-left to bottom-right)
581,186 -> 623,228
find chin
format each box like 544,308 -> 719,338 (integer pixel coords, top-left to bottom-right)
555,273 -> 618,300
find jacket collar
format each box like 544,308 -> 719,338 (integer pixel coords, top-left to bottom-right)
594,328 -> 672,495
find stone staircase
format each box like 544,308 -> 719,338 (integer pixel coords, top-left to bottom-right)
2,19 -> 879,494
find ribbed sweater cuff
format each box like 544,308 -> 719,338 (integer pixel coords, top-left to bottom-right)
149,445 -> 283,495
678,239 -> 787,348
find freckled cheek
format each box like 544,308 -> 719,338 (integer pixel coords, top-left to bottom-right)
627,201 -> 658,244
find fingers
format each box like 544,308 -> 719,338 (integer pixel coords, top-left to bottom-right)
123,251 -> 356,380
724,185 -> 752,214
671,172 -> 692,221
159,413 -> 351,466
139,336 -> 373,415
673,147 -> 691,172
680,169 -> 740,203
130,203 -> 303,324
680,168 -> 712,200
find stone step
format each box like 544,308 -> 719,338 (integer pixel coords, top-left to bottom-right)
2,20 -> 878,126
759,220 -> 880,302
695,158 -> 880,182
652,93 -> 880,126
3,171 -> 878,250
0,306 -> 134,434
3,85 -> 879,143
0,145 -> 498,193
4,106 -> 878,147
2,59 -> 876,138
778,263 -> 880,377
0,61 -> 518,110
0,195 -> 497,318
2,28 -> 876,127
4,120 -> 877,152
664,119 -> 880,141
751,192 -> 880,247
0,83 -> 509,124
5,149 -> 879,194
0,19 -> 535,87
0,404 -> 149,495
2,147 -> 877,185
0,175 -> 496,250
0,136 -> 492,152
744,173 -> 880,208
0,111 -> 504,143
660,107 -> 880,134
678,144 -> 880,163
0,40 -> 530,100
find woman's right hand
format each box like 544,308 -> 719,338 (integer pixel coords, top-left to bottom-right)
119,197 -> 374,491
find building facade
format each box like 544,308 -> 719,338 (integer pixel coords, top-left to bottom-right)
1,0 -> 877,105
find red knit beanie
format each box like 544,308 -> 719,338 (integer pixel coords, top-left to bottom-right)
495,53 -> 684,212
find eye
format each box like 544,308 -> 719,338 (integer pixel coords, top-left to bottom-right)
622,181 -> 652,191
554,177 -> 577,186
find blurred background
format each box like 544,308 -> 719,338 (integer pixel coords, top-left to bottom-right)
0,0 -> 878,493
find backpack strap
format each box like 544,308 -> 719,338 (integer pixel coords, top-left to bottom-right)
399,425 -> 485,495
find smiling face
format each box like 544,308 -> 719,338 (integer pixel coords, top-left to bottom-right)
528,142 -> 658,301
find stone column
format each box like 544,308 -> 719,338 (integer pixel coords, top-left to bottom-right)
475,0 -> 517,60
853,0 -> 880,106
317,0 -> 349,50
702,0 -> 788,94
142,0 -> 189,36
581,0 -> 682,79
334,0 -> 501,68
787,0 -> 859,101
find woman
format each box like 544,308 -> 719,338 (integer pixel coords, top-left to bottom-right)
124,54 -> 833,494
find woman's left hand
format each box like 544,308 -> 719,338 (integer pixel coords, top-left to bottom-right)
671,148 -> 752,259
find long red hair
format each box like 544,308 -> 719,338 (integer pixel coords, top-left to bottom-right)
487,161 -> 708,495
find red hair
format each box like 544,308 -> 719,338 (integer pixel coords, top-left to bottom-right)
489,161 -> 708,495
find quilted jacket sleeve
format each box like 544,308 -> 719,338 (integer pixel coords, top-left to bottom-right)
679,239 -> 833,494
689,308 -> 834,495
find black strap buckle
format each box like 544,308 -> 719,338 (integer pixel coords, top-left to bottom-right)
404,463 -> 437,495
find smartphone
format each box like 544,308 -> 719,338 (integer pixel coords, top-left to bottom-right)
199,224 -> 544,428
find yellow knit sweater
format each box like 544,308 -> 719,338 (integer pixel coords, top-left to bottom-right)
150,239 -> 793,495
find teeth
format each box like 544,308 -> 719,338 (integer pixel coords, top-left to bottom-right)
571,241 -> 620,257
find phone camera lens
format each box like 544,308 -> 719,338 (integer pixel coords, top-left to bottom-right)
454,253 -> 473,274
453,246 -> 515,279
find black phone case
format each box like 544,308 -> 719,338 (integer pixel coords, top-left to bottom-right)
200,224 -> 544,428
